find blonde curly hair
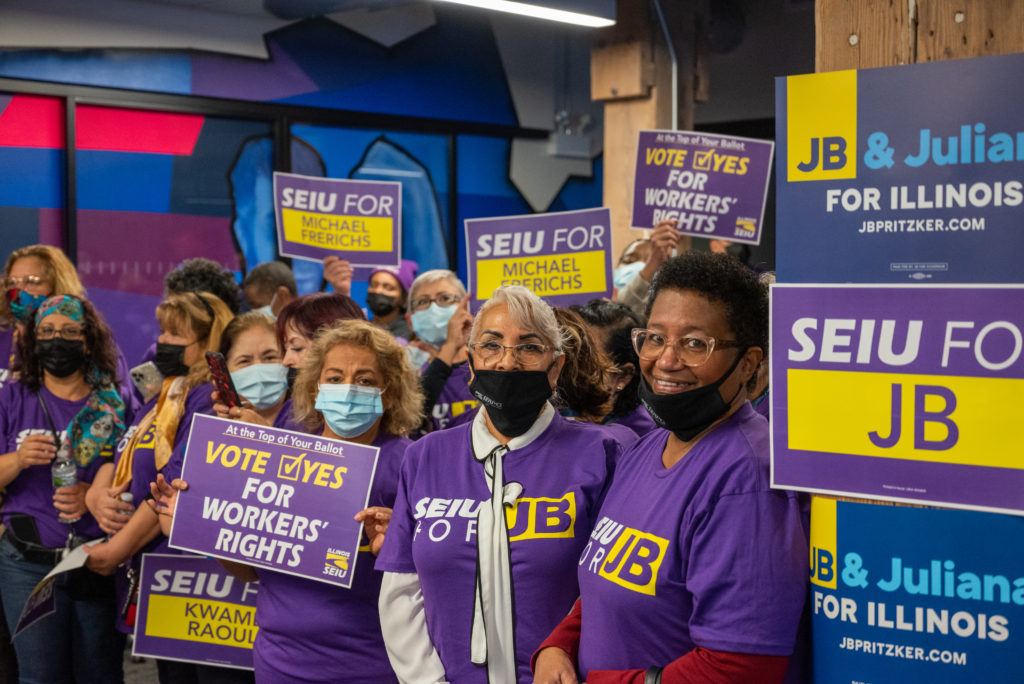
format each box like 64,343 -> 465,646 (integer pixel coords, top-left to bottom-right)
292,319 -> 424,437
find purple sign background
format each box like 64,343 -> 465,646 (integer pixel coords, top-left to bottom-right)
133,554 -> 257,670
274,171 -> 401,267
631,129 -> 773,244
13,577 -> 55,638
771,284 -> 1024,514
465,207 -> 613,309
169,414 -> 379,588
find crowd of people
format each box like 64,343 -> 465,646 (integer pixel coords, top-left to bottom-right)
0,237 -> 804,684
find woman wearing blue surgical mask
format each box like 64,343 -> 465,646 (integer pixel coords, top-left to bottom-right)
212,312 -> 298,431
405,270 -> 477,431
150,319 -> 423,683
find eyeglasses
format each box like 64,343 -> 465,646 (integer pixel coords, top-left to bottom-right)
4,275 -> 46,289
37,325 -> 84,340
410,293 -> 461,312
631,328 -> 741,367
469,340 -> 550,367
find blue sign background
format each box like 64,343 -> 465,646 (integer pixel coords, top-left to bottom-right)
776,53 -> 1024,283
812,500 -> 1024,682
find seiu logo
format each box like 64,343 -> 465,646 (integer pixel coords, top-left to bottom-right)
797,136 -> 847,172
579,516 -> 668,596
506,494 -> 576,541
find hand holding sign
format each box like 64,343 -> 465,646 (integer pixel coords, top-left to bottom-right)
323,256 -> 354,296
148,473 -> 188,536
640,219 -> 683,283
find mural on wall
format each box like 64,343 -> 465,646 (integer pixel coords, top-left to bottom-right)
0,6 -> 603,361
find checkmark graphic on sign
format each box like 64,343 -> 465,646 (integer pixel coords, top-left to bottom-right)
692,149 -> 714,171
278,453 -> 304,481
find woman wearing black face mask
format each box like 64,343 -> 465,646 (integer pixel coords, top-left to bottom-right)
0,295 -> 136,683
366,261 -> 417,341
82,291 -> 245,684
533,253 -> 809,684
376,285 -> 621,684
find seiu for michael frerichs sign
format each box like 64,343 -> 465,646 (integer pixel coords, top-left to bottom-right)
775,53 -> 1024,283
770,284 -> 1024,515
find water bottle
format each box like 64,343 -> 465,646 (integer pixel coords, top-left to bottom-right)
52,444 -> 80,524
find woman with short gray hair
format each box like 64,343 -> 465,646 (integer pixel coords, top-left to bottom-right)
376,285 -> 620,683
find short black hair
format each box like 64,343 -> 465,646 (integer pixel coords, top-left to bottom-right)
243,261 -> 297,297
647,252 -> 767,359
165,258 -> 241,314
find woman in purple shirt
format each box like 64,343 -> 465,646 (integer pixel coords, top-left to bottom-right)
0,295 -> 133,683
534,253 -> 807,684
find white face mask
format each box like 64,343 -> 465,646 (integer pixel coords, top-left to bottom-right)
613,261 -> 645,289
254,291 -> 278,320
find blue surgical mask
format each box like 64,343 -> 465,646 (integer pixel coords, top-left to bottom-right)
315,384 -> 384,438
613,261 -> 645,289
230,363 -> 288,410
406,344 -> 432,370
9,290 -> 48,323
254,292 -> 277,320
410,302 -> 456,348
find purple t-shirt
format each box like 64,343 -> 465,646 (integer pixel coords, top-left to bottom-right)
253,431 -> 410,684
0,326 -> 14,390
0,381 -> 124,546
753,391 -> 770,422
376,417 -> 619,684
272,397 -> 303,432
431,363 -> 479,431
577,404 -> 808,678
607,404 -> 658,438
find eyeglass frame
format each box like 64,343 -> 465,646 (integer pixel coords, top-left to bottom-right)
36,324 -> 85,340
467,340 -> 552,368
409,292 -> 462,312
630,327 -> 743,367
4,274 -> 47,289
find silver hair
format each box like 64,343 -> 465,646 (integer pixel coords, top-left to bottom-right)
469,285 -> 566,355
407,269 -> 467,305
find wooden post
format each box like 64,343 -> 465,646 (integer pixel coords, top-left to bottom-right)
592,0 -> 699,263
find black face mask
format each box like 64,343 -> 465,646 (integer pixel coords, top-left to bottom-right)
154,342 -> 190,377
286,366 -> 298,390
36,338 -> 87,378
637,348 -> 747,442
469,362 -> 555,439
366,292 -> 397,317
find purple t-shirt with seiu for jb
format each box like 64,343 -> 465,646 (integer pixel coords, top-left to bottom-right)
376,416 -> 620,684
0,381 -> 131,547
253,431 -> 409,684
577,403 -> 808,679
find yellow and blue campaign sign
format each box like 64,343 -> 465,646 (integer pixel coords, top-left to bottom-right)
776,53 -> 1024,282
810,498 -> 1024,683
771,283 -> 1024,515
465,207 -> 613,308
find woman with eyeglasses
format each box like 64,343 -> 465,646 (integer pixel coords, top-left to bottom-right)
403,269 -> 476,430
151,319 -> 422,683
376,285 -> 621,684
0,295 -> 135,683
532,253 -> 808,684
82,291 -> 242,684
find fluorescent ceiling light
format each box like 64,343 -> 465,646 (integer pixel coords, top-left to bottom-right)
433,0 -> 615,28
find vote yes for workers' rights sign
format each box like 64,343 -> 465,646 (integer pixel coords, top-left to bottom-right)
273,171 -> 401,267
631,129 -> 773,244
169,414 -> 380,588
133,554 -> 257,670
771,284 -> 1024,515
465,207 -> 612,308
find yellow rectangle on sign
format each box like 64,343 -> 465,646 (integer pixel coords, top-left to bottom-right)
476,250 -> 607,299
282,208 -> 393,252
809,496 -> 837,589
786,70 -> 857,181
787,368 -> 1019,469
145,595 -> 256,649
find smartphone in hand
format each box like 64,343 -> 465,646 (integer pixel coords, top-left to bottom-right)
205,351 -> 242,408
129,361 -> 163,402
